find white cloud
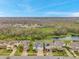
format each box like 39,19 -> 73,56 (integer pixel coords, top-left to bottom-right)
45,12 -> 67,15
70,12 -> 79,17
0,11 -> 10,17
44,11 -> 79,17
0,12 -> 5,17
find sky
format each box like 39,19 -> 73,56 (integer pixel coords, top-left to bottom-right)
0,0 -> 79,17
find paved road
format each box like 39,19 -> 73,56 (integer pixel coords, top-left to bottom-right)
0,56 -> 78,59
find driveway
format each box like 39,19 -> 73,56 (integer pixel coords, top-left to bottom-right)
37,50 -> 44,56
21,50 -> 28,56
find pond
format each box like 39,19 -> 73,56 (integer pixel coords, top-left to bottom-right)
52,36 -> 79,40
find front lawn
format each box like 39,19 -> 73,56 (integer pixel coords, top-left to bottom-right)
28,49 -> 37,56
14,44 -> 23,56
27,42 -> 37,56
0,49 -> 12,56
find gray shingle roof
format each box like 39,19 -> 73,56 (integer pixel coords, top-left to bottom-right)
70,42 -> 79,51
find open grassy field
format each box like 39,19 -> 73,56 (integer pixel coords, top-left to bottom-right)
0,17 -> 79,41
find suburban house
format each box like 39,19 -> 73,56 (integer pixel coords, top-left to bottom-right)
52,41 -> 65,49
21,40 -> 30,51
6,41 -> 19,50
33,41 -> 44,51
0,43 -> 6,49
0,41 -> 9,49
44,42 -> 52,52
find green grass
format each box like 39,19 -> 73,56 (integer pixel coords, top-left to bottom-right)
14,44 -> 23,56
37,28 -> 56,33
27,42 -> 37,56
28,49 -> 37,56
0,49 -> 12,56
14,49 -> 22,56
52,49 -> 67,56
